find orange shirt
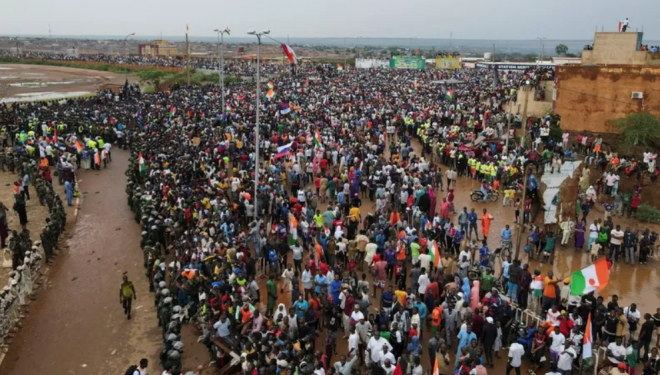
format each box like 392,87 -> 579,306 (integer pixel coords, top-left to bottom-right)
543,277 -> 558,298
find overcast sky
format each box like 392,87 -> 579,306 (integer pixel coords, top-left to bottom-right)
1,0 -> 656,40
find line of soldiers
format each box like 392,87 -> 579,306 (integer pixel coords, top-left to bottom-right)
126,154 -> 184,372
5,153 -> 67,267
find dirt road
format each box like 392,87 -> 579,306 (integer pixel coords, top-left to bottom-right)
0,150 -> 160,375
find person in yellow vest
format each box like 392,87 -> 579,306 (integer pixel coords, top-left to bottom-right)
490,162 -> 497,183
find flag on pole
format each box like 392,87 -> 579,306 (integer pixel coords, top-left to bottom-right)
169,106 -> 176,117
94,151 -> 101,166
570,258 -> 611,296
281,43 -> 298,64
266,89 -> 275,100
337,64 -> 344,72
267,81 -> 274,89
446,89 -> 454,100
313,129 -> 323,148
431,241 -> 441,268
274,142 -> 293,159
583,313 -> 593,359
75,140 -> 84,153
618,22 -> 623,32
138,152 -> 146,174
223,27 -> 231,35
226,104 -> 232,114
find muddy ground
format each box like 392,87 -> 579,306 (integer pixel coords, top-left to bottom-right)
0,64 -> 137,102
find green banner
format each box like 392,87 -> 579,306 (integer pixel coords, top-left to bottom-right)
390,55 -> 426,70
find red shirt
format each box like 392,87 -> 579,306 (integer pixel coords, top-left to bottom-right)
631,196 -> 642,208
320,159 -> 328,169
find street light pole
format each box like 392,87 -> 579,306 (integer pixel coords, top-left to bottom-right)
247,29 -> 270,219
536,37 -> 547,63
123,33 -> 135,81
213,29 -> 226,113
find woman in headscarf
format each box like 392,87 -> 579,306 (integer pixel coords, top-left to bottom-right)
461,276 -> 471,298
574,219 -> 586,250
586,185 -> 597,205
274,303 -> 287,324
427,185 -> 437,219
470,280 -> 481,310
407,335 -> 422,357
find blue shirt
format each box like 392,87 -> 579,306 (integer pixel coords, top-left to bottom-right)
479,246 -> 490,266
314,275 -> 327,294
501,229 -> 512,240
502,261 -> 511,279
467,212 -> 478,226
330,280 -> 342,304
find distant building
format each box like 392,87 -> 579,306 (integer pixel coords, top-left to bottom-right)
554,32 -> 660,134
138,40 -> 178,57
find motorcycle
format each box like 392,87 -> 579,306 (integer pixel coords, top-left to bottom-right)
470,189 -> 499,202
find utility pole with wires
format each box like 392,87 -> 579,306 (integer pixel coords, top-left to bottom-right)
186,26 -> 190,86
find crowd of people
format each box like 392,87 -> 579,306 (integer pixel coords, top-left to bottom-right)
1,58 -> 659,375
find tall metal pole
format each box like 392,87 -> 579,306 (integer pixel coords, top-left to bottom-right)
123,33 -> 135,82
520,82 -> 531,149
514,166 -> 530,260
254,35 -> 261,218
220,33 -> 225,113
216,31 -> 221,95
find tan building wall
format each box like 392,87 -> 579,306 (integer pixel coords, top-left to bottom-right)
582,32 -> 660,65
555,65 -> 660,133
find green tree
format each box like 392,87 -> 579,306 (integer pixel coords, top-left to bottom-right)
136,69 -> 173,90
610,112 -> 660,150
555,44 -> 569,56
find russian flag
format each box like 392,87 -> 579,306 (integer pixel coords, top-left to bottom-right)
274,141 -> 293,159
279,103 -> 291,115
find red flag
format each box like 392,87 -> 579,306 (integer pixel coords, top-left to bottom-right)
392,363 -> 403,375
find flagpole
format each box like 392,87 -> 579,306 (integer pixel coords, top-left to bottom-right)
248,29 -> 271,221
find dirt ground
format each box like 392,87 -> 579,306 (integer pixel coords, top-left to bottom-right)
0,64 -> 137,102
0,169 -> 75,282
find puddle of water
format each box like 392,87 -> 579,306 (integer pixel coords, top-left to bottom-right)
9,81 -> 75,87
0,91 -> 92,103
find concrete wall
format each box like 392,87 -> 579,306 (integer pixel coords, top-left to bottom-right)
555,65 -> 660,133
582,32 -> 660,65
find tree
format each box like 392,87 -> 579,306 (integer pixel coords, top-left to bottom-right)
136,69 -> 173,90
555,44 -> 569,56
610,112 -> 660,150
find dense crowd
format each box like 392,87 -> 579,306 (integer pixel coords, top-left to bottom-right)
1,60 -> 660,375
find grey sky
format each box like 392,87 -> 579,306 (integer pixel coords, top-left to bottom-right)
1,0 -> 656,40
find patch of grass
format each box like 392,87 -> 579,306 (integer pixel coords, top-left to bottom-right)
634,203 -> 660,224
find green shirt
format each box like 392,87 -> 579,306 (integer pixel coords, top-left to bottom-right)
411,242 -> 420,259
481,274 -> 494,292
121,282 -> 134,299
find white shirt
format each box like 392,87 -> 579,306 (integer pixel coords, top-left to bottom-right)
350,310 -> 364,323
378,351 -> 396,367
417,274 -> 430,294
607,342 -> 626,363
459,250 -> 471,262
610,229 -> 624,245
547,310 -> 561,326
367,337 -> 392,363
589,224 -> 599,239
550,331 -> 566,352
348,332 -> 360,355
508,343 -> 525,367
418,253 -> 431,271
623,307 -> 641,323
557,347 -> 577,371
